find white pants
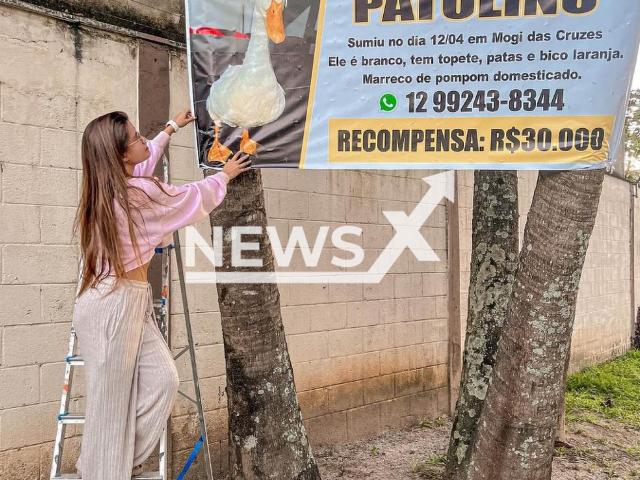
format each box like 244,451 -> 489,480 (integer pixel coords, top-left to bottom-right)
72,276 -> 179,480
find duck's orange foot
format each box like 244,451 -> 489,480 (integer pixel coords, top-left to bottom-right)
208,139 -> 232,163
240,130 -> 260,156
208,124 -> 232,163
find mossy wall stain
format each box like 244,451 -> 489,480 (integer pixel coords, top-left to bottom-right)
22,0 -> 186,43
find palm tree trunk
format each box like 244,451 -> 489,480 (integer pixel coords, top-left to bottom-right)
554,348 -> 572,446
465,170 -> 605,480
207,169 -> 322,480
446,171 -> 519,479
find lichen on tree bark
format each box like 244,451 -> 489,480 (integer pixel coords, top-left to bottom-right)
446,171 -> 519,479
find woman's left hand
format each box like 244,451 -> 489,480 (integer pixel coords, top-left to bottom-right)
173,109 -> 196,128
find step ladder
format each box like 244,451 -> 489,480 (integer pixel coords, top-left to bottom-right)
50,155 -> 214,480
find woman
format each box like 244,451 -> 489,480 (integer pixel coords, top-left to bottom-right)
72,109 -> 250,479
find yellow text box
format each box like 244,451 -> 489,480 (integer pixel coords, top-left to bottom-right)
328,116 -> 614,164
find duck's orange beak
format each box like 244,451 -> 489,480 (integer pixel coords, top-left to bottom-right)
266,0 -> 285,44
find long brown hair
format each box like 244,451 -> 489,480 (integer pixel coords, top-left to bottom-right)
73,111 -> 169,297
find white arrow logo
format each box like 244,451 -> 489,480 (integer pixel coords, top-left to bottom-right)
186,171 -> 455,284
368,171 -> 455,278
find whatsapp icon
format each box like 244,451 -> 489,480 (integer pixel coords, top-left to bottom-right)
380,93 -> 398,112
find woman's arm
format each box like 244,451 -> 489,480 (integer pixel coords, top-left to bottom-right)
133,109 -> 196,178
133,131 -> 170,177
131,152 -> 252,237
159,172 -> 230,235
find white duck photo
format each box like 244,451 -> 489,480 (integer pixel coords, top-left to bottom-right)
205,0 -> 287,162
188,0 -> 319,167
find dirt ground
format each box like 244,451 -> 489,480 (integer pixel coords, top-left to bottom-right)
313,417 -> 640,480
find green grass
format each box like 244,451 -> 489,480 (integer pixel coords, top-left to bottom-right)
409,454 -> 447,478
419,416 -> 448,429
565,350 -> 640,427
426,454 -> 446,466
626,442 -> 640,458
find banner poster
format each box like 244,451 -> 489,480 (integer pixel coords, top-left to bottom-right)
185,0 -> 640,170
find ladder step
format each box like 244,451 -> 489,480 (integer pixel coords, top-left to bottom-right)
66,355 -> 84,366
133,473 -> 163,480
51,472 -> 162,480
58,413 -> 85,424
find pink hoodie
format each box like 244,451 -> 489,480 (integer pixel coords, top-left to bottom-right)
110,131 -> 229,273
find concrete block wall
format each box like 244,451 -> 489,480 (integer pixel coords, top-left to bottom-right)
266,167 -> 451,441
0,4 -> 140,478
571,175 -> 633,371
456,171 -> 474,336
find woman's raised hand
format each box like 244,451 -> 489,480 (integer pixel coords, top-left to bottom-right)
173,109 -> 196,128
222,152 -> 252,180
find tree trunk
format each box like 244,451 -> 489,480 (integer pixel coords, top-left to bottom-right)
446,171 -> 519,479
554,343 -> 572,446
207,169 -> 322,480
465,170 -> 605,480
